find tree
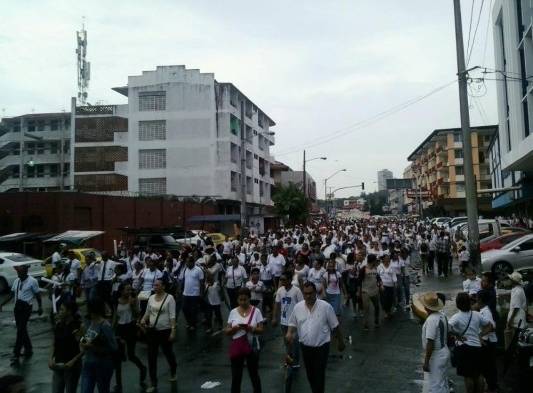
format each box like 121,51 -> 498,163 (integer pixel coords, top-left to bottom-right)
272,183 -> 309,225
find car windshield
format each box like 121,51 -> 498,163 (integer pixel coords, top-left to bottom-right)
502,236 -> 532,250
3,254 -> 35,263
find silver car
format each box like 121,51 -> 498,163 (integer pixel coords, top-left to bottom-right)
481,234 -> 533,279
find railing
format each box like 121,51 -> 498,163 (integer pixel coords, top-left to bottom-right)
76,105 -> 114,115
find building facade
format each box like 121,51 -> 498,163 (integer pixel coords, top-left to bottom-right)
377,169 -> 393,191
0,113 -> 71,192
407,126 -> 497,216
489,0 -> 533,213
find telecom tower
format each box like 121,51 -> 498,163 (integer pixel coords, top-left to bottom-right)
76,19 -> 90,105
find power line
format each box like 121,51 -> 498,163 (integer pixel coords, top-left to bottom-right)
467,0 -> 485,66
465,0 -> 476,63
274,79 -> 457,158
481,0 -> 494,66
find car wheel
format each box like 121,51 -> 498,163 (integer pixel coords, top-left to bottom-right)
0,277 -> 8,294
492,261 -> 513,281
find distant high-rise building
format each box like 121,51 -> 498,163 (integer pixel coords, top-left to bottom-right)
377,169 -> 393,191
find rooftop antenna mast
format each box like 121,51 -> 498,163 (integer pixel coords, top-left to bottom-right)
76,17 -> 90,105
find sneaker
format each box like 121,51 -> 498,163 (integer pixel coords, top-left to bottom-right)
169,374 -> 177,382
146,386 -> 156,393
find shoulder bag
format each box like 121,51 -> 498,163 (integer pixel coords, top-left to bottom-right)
145,294 -> 168,335
228,306 -> 256,360
448,311 -> 472,368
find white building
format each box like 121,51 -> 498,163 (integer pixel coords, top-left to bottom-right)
377,169 -> 393,191
490,0 -> 533,211
0,113 -> 71,192
74,65 -> 276,220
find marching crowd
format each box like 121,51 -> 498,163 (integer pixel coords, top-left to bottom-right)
0,216 -> 530,393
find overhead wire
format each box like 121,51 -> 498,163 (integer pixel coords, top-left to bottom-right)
465,0 -> 476,64
481,0 -> 494,66
273,79 -> 457,158
467,0 -> 485,66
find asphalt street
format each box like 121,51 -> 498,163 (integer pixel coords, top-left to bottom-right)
0,269 -> 466,393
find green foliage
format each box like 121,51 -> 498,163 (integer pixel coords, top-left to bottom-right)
272,183 -> 309,224
362,190 -> 388,215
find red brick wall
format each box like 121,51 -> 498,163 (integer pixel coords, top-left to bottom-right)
0,192 -> 217,254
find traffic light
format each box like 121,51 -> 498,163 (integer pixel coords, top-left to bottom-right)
361,182 -> 365,190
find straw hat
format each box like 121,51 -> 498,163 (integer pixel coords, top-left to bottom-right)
508,272 -> 524,285
420,292 -> 444,312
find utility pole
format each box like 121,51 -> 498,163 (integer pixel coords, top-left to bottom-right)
453,0 -> 480,265
302,150 -> 306,198
240,100 -> 247,240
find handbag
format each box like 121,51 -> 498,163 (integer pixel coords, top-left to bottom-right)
228,306 -> 256,360
448,311 -> 472,368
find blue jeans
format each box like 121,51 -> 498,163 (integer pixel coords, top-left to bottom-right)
81,359 -> 114,393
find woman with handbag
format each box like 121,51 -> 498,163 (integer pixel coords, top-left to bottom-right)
112,283 -> 147,392
140,279 -> 177,393
225,287 -> 264,393
449,292 -> 492,393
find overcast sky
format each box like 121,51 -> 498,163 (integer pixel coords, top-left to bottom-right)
0,0 -> 498,197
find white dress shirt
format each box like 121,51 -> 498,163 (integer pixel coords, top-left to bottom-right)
288,299 -> 339,347
11,276 -> 40,305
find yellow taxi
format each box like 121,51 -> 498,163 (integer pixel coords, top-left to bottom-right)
207,233 -> 236,246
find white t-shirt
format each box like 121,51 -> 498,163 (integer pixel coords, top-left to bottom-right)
227,306 -> 264,339
294,265 -> 309,284
182,266 -> 205,296
288,299 -> 339,347
377,263 -> 397,287
67,258 -> 81,276
141,269 -> 163,292
480,306 -> 497,343
259,264 -> 273,282
145,294 -> 176,331
508,285 -> 527,328
225,265 -> 248,289
223,241 -> 233,255
421,312 -> 447,350
267,254 -> 286,277
449,310 -> 490,347
206,282 -> 221,306
308,267 -> 326,292
275,285 -> 304,326
51,252 -> 62,267
324,271 -> 342,295
246,280 -> 265,302
462,278 -> 481,295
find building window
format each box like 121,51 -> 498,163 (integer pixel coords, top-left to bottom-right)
456,183 -> 465,193
258,114 -> 264,128
37,120 -> 45,131
50,164 -> 59,177
26,142 -> 35,155
455,149 -> 464,159
27,121 -> 35,132
455,166 -> 464,175
453,132 -> 462,142
139,120 -> 166,141
246,150 -> 253,169
259,181 -> 264,197
139,149 -> 166,169
230,115 -> 240,136
50,142 -> 58,154
139,178 -> 167,195
139,91 -> 166,111
36,143 -> 45,154
230,89 -> 238,107
50,119 -> 59,131
27,166 -> 35,178
258,135 -> 265,151
230,143 -> 240,163
479,151 -> 485,163
12,123 -> 20,133
246,176 -> 252,194
231,171 -> 239,191
254,178 -> 259,184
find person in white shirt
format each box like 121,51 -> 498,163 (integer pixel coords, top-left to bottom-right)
51,245 -> 63,268
180,256 -> 205,331
95,252 -> 117,311
131,261 -> 145,293
324,259 -> 345,317
0,265 -> 43,359
462,269 -> 481,297
246,268 -> 265,309
478,291 -> 498,393
377,254 -> 397,319
259,254 -> 274,315
273,274 -> 304,368
286,282 -> 344,393
267,247 -> 286,287
308,259 -> 326,297
140,258 -> 163,293
505,272 -> 528,350
225,257 -> 248,309
222,238 -> 233,262
66,250 -> 82,284
420,292 -> 450,393
205,274 -> 223,333
449,292 -> 492,393
140,279 -> 177,390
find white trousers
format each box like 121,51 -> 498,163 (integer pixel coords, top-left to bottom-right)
428,347 -> 450,393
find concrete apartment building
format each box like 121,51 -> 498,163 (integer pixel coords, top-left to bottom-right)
489,0 -> 533,213
407,125 -> 497,216
377,169 -> 393,191
270,161 -> 318,204
0,112 -> 71,192
73,65 -> 277,227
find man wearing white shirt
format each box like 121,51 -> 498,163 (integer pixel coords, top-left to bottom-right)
286,282 -> 344,393
180,256 -> 205,331
505,272 -> 528,349
267,247 -> 286,287
96,252 -> 116,310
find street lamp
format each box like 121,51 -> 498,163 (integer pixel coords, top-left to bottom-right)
324,169 -> 347,214
303,150 -> 326,198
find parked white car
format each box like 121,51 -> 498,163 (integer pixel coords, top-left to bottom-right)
172,230 -> 206,247
481,234 -> 533,279
0,252 -> 45,293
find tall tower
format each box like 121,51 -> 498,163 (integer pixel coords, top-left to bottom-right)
76,19 -> 90,105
